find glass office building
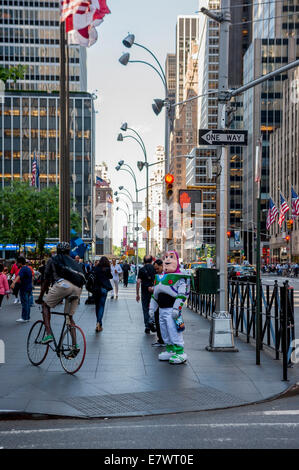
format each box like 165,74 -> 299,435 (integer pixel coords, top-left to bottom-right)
0,0 -> 87,92
1,91 -> 95,241
243,37 -> 299,262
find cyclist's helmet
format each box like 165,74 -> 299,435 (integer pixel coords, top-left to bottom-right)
56,241 -> 71,254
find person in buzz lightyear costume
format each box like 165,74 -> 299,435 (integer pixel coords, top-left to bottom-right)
149,250 -> 190,364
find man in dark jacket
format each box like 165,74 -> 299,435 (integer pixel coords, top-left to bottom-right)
10,256 -> 33,323
122,260 -> 130,287
136,256 -> 156,334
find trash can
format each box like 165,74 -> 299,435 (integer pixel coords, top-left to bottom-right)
194,268 -> 219,294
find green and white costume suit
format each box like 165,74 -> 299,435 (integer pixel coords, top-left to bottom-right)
149,273 -> 190,363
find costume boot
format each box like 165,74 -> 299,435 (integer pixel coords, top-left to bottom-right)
158,344 -> 175,361
169,344 -> 187,364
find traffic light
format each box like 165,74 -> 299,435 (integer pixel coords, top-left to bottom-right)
287,219 -> 294,231
227,231 -> 231,238
165,173 -> 174,199
286,234 -> 291,243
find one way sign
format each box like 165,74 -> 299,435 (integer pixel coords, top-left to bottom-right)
198,129 -> 248,146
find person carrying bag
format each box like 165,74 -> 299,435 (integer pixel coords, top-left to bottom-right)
93,256 -> 113,332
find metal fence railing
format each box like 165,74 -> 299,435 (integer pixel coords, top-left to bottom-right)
187,279 -> 295,380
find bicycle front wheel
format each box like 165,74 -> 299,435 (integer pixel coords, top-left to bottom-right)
27,320 -> 49,366
59,324 -> 86,374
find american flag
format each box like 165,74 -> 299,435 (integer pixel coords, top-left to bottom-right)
266,197 -> 278,230
291,186 -> 299,218
96,176 -> 109,187
278,193 -> 289,227
60,0 -> 110,47
31,155 -> 39,188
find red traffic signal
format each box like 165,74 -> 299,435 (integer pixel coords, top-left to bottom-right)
286,235 -> 291,243
165,173 -> 174,199
227,231 -> 231,238
165,173 -> 174,184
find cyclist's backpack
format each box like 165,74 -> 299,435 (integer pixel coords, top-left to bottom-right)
85,271 -> 97,294
52,254 -> 86,288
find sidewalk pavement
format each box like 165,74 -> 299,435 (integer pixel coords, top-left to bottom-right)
0,284 -> 299,419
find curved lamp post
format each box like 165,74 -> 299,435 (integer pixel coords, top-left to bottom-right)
115,162 -> 140,267
114,190 -> 133,203
119,34 -> 170,173
118,185 -> 134,201
117,122 -> 149,253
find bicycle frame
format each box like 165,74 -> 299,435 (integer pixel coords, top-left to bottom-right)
47,311 -> 70,357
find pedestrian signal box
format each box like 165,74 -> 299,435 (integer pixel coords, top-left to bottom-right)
178,189 -> 202,213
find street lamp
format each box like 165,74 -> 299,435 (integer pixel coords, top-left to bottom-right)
117,122 -> 150,254
152,99 -> 165,116
114,190 -> 133,203
119,34 -> 171,174
116,198 -> 133,243
115,163 -> 140,267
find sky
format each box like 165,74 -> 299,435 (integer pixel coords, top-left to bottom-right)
87,0 -> 199,246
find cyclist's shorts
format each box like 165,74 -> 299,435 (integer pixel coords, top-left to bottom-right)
44,280 -> 82,315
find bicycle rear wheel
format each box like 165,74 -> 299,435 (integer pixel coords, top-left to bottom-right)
27,320 -> 49,366
59,324 -> 86,374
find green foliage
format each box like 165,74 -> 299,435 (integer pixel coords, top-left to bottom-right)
0,181 -> 82,255
112,245 -> 121,257
0,65 -> 27,85
138,248 -> 146,263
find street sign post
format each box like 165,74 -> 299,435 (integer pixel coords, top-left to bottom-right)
198,129 -> 248,146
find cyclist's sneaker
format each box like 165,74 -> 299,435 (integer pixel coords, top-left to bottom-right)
66,345 -> 80,359
41,334 -> 54,344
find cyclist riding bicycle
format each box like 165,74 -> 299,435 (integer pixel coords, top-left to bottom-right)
36,242 -> 85,358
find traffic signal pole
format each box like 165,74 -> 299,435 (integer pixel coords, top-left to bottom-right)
203,0 -> 238,352
201,0 -> 299,353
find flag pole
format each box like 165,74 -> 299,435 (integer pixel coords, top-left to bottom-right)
59,21 -> 70,243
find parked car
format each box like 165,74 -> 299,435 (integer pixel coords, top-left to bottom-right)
228,265 -> 256,282
187,262 -> 208,276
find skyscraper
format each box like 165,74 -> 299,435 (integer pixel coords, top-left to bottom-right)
0,1 -> 87,92
242,1 -> 299,262
0,1 -> 94,250
175,16 -> 199,107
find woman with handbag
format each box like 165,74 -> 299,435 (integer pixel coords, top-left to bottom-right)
94,256 -> 113,332
0,264 -> 10,309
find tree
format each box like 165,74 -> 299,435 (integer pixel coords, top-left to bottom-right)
0,181 -> 82,256
0,65 -> 27,87
0,181 -> 37,252
112,245 -> 121,257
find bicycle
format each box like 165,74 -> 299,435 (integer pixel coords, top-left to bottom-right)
27,295 -> 86,374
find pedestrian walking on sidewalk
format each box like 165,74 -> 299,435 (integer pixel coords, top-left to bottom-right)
10,256 -> 33,323
10,259 -> 21,304
110,259 -> 122,299
94,256 -> 113,332
136,255 -> 156,334
122,260 -> 130,287
27,260 -> 35,307
0,264 -> 10,309
149,259 -> 165,347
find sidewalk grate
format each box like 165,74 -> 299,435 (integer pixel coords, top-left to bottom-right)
64,386 -> 246,418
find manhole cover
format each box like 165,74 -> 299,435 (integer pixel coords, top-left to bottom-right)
65,386 -> 246,417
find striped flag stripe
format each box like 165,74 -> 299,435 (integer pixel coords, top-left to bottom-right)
60,0 -> 110,47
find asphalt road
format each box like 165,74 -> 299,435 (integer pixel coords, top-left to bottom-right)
1,389 -> 299,449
